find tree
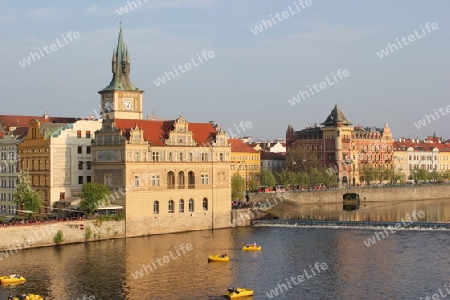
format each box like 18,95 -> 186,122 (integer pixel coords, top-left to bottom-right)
442,170 -> 450,180
428,170 -> 441,182
231,173 -> 245,200
275,169 -> 294,187
297,172 -> 310,187
80,182 -> 110,215
13,170 -> 43,215
360,165 -> 376,185
308,168 -> 323,185
248,179 -> 258,191
260,170 -> 276,187
413,169 -> 428,182
322,169 -> 338,187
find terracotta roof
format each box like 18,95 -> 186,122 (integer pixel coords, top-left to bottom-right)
0,115 -> 79,130
394,140 -> 449,151
229,139 -> 258,153
113,119 -> 216,146
188,122 -> 217,145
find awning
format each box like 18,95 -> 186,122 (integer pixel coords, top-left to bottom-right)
97,204 -> 123,210
17,210 -> 35,214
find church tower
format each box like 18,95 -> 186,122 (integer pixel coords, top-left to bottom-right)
98,25 -> 144,120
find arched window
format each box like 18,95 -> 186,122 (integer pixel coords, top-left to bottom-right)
168,200 -> 174,213
178,171 -> 185,189
188,171 -> 195,189
202,198 -> 208,211
167,171 -> 175,189
189,199 -> 194,212
179,199 -> 184,213
153,201 -> 159,214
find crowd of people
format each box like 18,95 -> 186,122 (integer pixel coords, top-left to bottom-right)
1,215 -> 87,227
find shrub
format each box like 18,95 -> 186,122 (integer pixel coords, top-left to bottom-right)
53,230 -> 64,244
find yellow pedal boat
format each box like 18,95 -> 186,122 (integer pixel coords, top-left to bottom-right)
0,275 -> 26,284
13,294 -> 44,300
208,255 -> 230,262
241,245 -> 261,251
225,288 -> 254,299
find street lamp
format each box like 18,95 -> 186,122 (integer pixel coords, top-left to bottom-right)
301,159 -> 307,172
237,161 -> 247,191
394,156 -> 404,183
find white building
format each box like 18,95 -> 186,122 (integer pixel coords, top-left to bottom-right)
0,132 -> 21,215
19,119 -> 103,211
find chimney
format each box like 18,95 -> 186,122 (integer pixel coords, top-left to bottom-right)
43,112 -> 49,119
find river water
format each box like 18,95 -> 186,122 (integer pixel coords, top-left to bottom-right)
1,199 -> 449,300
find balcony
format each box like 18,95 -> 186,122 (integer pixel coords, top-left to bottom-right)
178,185 -> 185,189
167,184 -> 175,189
188,184 -> 195,189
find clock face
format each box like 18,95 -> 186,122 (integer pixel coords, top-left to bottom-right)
104,100 -> 112,112
123,99 -> 134,110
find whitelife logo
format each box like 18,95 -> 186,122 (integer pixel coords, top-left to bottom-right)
131,243 -> 193,279
287,69 -> 350,106
250,0 -> 313,35
376,22 -> 438,59
153,50 -> 215,87
363,210 -> 425,247
18,31 -> 81,68
265,261 -> 328,298
413,105 -> 450,129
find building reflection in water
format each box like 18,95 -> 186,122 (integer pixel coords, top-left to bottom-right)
286,198 -> 450,223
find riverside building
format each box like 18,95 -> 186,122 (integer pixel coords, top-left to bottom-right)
91,26 -> 232,236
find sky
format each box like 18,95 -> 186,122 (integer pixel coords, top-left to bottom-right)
1,0 -> 450,141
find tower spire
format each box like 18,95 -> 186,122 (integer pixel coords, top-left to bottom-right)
99,25 -> 141,92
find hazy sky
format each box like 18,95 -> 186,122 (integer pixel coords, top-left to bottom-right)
1,1 -> 449,141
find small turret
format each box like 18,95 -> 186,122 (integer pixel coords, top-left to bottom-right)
112,49 -> 117,74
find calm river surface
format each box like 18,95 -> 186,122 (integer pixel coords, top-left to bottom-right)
1,199 -> 450,300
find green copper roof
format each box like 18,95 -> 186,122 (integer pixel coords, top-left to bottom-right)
99,27 -> 141,92
39,123 -> 71,139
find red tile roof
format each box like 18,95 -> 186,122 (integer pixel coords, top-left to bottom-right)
394,141 -> 450,151
229,139 -> 259,153
0,115 -> 79,130
113,119 -> 217,146
188,122 -> 217,146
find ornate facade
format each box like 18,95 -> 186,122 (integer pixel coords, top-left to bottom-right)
229,139 -> 261,189
18,119 -> 102,212
286,105 -> 394,186
0,133 -> 21,215
92,27 -> 232,236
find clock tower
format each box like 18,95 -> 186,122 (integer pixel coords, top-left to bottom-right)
98,25 -> 144,120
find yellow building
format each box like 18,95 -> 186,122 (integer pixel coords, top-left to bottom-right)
18,119 -> 102,212
91,26 -> 232,237
229,138 -> 261,189
392,141 -> 409,182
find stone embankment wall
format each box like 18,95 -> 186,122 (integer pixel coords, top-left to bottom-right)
231,208 -> 253,227
0,220 -> 125,252
249,185 -> 450,205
